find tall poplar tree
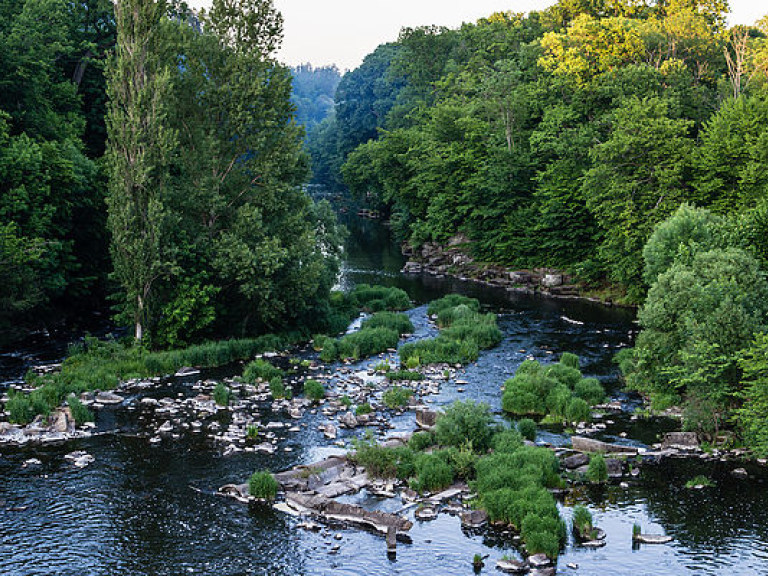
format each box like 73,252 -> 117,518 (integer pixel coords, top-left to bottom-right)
106,0 -> 175,342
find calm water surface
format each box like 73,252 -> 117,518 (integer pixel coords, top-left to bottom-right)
2,217 -> 767,576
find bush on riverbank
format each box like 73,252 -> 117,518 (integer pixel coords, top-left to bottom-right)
249,471 -> 279,500
385,370 -> 425,381
502,355 -> 604,423
586,454 -> 608,484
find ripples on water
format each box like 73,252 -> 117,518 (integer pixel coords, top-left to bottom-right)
2,217 -> 768,575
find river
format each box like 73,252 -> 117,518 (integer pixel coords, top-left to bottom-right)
1,217 -> 767,576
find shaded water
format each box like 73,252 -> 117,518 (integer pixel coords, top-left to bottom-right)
2,217 -> 768,576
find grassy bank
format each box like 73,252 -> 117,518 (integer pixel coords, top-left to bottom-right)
6,333 -> 303,425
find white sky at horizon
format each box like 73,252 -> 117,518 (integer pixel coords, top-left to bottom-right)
187,1 -> 767,71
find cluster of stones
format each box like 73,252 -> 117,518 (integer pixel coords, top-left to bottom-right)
402,235 -> 584,300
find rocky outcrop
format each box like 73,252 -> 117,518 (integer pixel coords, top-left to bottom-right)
661,432 -> 699,451
286,492 -> 412,534
402,237 -> 586,300
571,436 -> 638,455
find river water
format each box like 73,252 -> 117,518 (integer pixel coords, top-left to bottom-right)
1,217 -> 767,576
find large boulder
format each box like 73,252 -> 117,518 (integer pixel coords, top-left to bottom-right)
661,432 -> 699,450
416,408 -> 437,429
571,436 -> 638,455
95,391 -> 124,405
461,509 -> 488,528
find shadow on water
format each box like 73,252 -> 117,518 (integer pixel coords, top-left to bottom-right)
2,216 -> 767,576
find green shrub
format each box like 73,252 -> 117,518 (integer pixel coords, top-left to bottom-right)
355,402 -> 372,416
361,311 -> 414,334
246,425 -> 259,439
492,429 -> 523,453
412,452 -> 455,493
566,397 -> 591,423
340,395 -> 352,408
521,513 -> 565,557
428,294 -> 480,321
445,443 -> 479,480
571,505 -> 593,537
400,337 -> 480,366
502,371 -> 557,416
332,326 -> 401,361
383,386 -> 413,409
574,378 -> 606,405
213,382 -> 230,406
405,355 -> 420,370
441,317 -> 503,349
351,284 -> 411,312
435,400 -> 496,452
545,385 -> 572,420
475,454 -> 542,494
586,454 -> 608,484
560,352 -> 580,370
517,418 -> 537,442
353,442 -> 415,479
243,358 -> 284,382
249,471 -> 279,500
304,379 -> 325,401
269,377 -> 286,399
67,394 -> 94,424
409,431 -> 436,451
545,363 -> 582,389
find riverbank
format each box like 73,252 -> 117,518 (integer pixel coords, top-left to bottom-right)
401,236 -> 634,307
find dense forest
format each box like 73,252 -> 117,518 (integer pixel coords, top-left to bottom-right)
0,0 -> 344,347
307,0 -> 768,450
2,0 -> 768,451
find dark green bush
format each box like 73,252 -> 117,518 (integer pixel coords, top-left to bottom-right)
242,358 -> 284,382
67,394 -> 94,425
545,363 -> 582,389
441,316 -> 503,349
574,378 -> 606,405
521,513 -> 566,558
249,471 -> 279,500
354,442 -> 415,479
351,284 -> 411,312
268,377 -> 286,399
545,384 -> 572,419
213,382 -> 231,406
566,397 -> 591,423
409,431 -> 436,451
328,326 -> 401,361
412,452 -> 455,493
382,386 -> 413,409
517,418 -> 537,442
502,371 -> 557,416
355,402 -> 372,415
571,505 -> 593,538
427,294 -> 480,321
560,352 -> 580,370
586,454 -> 608,484
434,400 -> 496,452
400,337 -> 480,366
492,429 -> 523,453
361,311 -> 414,334
303,379 -> 325,401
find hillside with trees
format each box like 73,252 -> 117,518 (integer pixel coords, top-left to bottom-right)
306,0 -> 768,450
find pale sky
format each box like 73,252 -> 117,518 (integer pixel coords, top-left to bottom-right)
188,1 -> 767,71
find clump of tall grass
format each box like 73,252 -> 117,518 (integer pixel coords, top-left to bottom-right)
242,358 -> 284,383
249,471 -> 279,500
400,294 -> 501,366
502,355 -> 605,422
